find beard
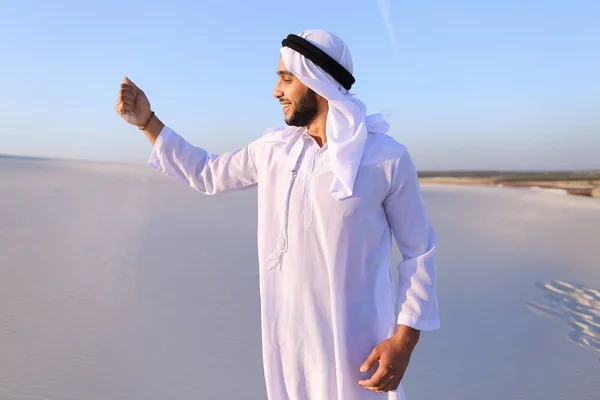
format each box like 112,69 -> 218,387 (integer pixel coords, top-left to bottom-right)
285,88 -> 319,127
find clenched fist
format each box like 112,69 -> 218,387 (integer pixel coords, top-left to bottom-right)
115,77 -> 152,127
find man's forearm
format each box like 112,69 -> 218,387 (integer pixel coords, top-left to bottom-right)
140,113 -> 165,146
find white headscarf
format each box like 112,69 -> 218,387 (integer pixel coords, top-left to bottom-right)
277,29 -> 390,200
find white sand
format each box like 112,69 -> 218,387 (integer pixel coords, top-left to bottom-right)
1,156 -> 599,400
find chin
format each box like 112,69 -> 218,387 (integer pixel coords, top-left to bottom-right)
284,115 -> 296,126
285,120 -> 302,127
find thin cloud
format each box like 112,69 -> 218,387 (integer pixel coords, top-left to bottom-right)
376,0 -> 400,59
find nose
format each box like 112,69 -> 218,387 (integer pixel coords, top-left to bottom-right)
273,82 -> 283,99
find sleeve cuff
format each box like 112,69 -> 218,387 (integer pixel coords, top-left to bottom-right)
397,313 -> 440,331
147,125 -> 174,172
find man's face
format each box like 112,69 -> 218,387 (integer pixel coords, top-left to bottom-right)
273,57 -> 320,127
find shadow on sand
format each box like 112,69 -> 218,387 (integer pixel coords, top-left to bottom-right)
528,280 -> 600,360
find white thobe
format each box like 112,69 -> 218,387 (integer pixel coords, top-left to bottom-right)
148,125 -> 440,400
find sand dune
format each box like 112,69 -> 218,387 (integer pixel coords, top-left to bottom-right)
1,157 -> 599,399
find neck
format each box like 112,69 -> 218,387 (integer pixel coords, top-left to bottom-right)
305,108 -> 328,147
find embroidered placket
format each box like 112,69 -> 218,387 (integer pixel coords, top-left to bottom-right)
266,149 -> 304,271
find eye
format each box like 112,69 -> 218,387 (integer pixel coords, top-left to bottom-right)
284,78 -> 292,84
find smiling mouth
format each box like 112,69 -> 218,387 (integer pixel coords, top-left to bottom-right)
281,102 -> 291,113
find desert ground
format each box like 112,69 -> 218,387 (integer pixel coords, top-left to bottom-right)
1,155 -> 599,399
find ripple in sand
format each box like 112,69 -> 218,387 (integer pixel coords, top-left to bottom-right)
528,280 -> 600,359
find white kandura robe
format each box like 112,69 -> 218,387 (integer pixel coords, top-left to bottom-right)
148,124 -> 440,400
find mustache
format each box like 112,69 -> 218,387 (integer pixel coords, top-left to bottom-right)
279,98 -> 292,104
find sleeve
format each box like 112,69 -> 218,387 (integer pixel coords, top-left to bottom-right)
382,149 -> 440,331
147,125 -> 259,195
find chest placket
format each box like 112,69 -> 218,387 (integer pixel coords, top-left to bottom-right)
266,146 -> 304,271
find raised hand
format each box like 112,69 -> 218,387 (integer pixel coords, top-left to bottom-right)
115,77 -> 152,127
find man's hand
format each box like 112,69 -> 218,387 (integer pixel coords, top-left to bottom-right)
358,325 -> 420,393
115,77 -> 152,127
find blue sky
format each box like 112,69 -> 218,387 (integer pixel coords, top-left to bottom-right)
1,0 -> 598,170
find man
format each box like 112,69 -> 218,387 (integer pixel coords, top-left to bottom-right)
115,29 -> 439,399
